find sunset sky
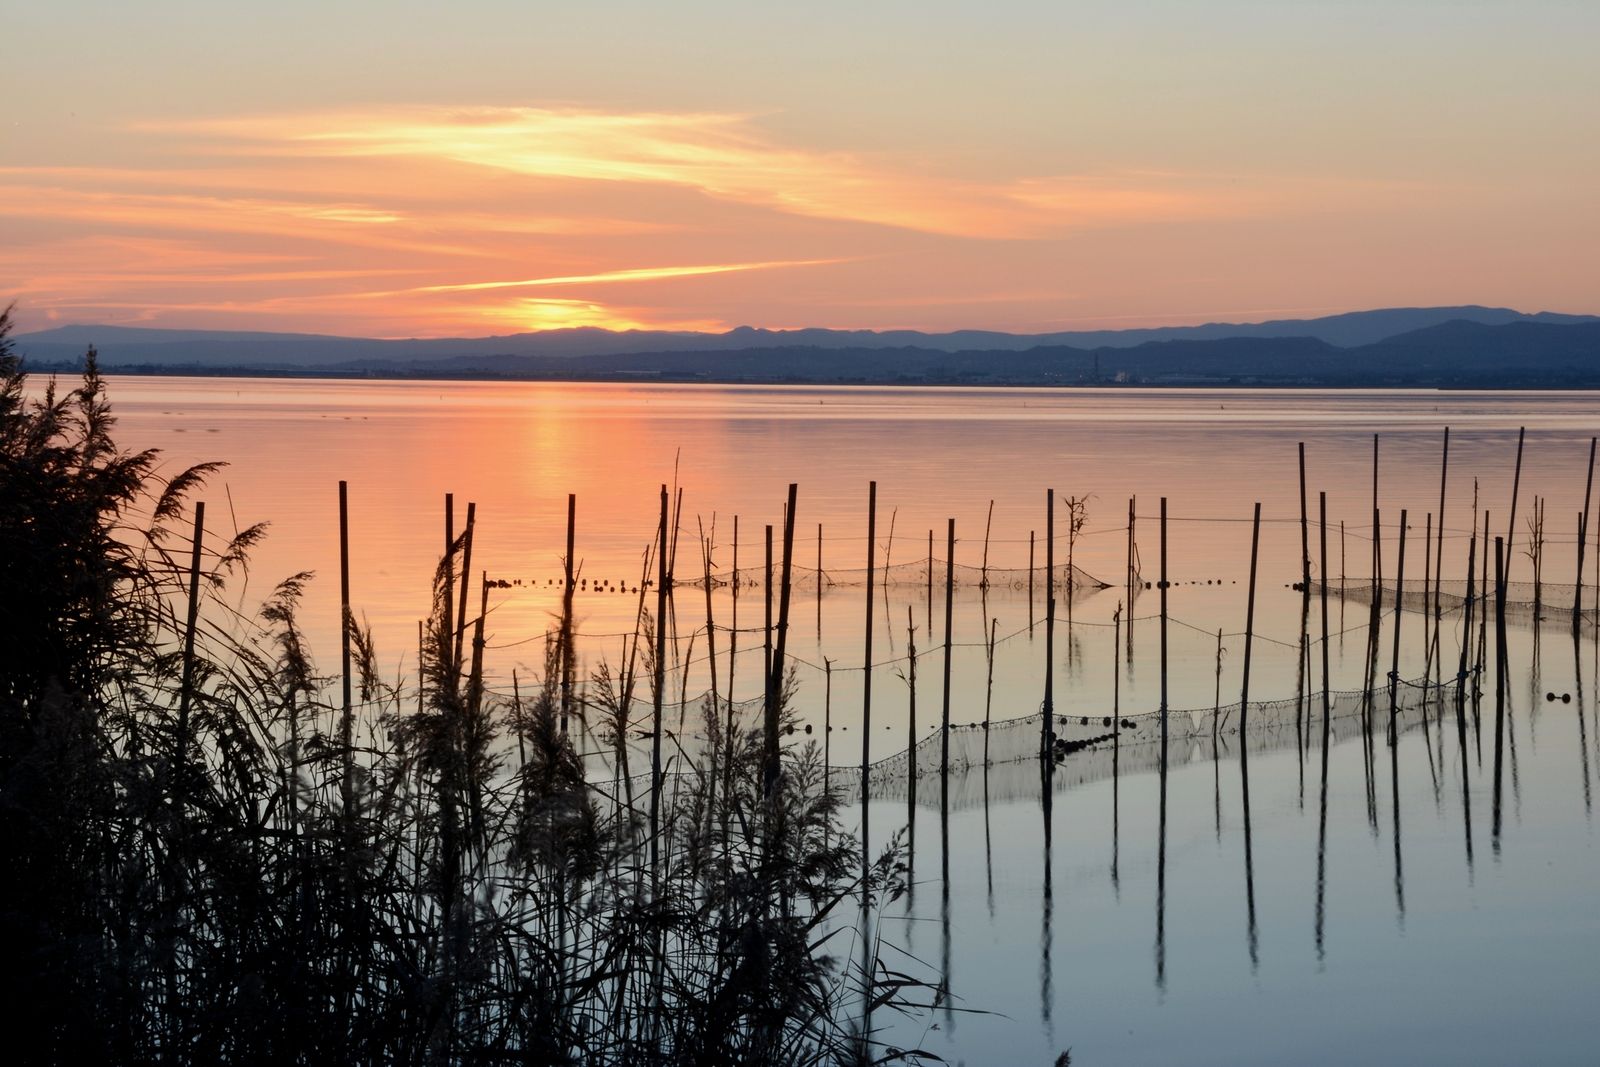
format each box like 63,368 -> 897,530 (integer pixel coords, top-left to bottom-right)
4,0 -> 1596,337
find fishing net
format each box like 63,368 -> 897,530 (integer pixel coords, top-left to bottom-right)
674,558 -> 1111,594
839,678 -> 1449,808
590,672 -> 1461,811
1309,577 -> 1600,623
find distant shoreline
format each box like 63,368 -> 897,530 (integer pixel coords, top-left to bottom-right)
31,362 -> 1600,391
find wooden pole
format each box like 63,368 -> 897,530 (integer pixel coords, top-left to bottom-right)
1320,493 -> 1331,715
338,483 -> 358,824
1241,502 -> 1262,725
338,482 -> 352,734
941,517 -> 955,779
1435,427 -> 1450,637
728,515 -> 738,748
1577,437 -> 1596,626
817,522 -> 823,636
981,499 -> 994,589
767,484 -> 798,802
1299,442 -> 1311,590
862,482 -> 878,822
1505,426 -> 1525,586
1044,489 -> 1055,759
1127,496 -> 1136,610
1160,497 -> 1169,737
763,523 -> 773,723
444,492 -> 454,672
454,501 -> 476,676
1388,509 -> 1408,745
561,493 -> 576,733
1028,530 -> 1036,631
906,606 -> 918,802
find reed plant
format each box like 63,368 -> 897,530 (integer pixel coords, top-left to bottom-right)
0,308 -> 937,1066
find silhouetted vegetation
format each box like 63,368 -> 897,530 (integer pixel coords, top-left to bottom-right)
0,307 -> 934,1065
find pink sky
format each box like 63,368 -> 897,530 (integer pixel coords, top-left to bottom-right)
4,1 -> 1597,336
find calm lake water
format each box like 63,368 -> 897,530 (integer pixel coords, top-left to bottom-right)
106,376 -> 1600,1063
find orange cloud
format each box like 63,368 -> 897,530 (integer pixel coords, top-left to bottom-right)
2,104 -> 1453,336
400,258 -> 852,295
151,107 -> 1290,238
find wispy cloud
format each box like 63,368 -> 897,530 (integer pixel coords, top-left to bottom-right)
2,105 -> 1449,335
153,107 -> 1285,239
401,258 -> 851,295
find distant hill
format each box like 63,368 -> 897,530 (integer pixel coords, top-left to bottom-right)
15,310 -> 1600,388
15,305 -> 1597,371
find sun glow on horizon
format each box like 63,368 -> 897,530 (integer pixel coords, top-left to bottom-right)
5,50 -> 1597,338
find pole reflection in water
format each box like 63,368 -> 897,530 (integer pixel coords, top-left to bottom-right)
1576,630 -> 1593,817
1113,605 -> 1123,892
1390,716 -> 1406,921
1240,502 -> 1262,969
1316,493 -> 1332,962
984,617 -> 996,918
1041,761 -> 1054,1031
904,607 -> 917,931
1297,443 -> 1311,807
1493,537 -> 1507,856
1214,627 -> 1224,845
1455,517 -> 1478,875
1155,497 -> 1169,991
1389,513 -> 1408,921
941,768 -> 952,1031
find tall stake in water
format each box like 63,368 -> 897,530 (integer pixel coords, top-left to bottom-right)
1112,604 -> 1121,889
561,493 -> 576,733
941,518 -> 955,780
1576,437 -> 1596,628
1043,488 -> 1055,759
1238,501 -> 1261,968
763,524 -> 773,727
1435,427 -> 1450,649
338,484 -> 353,811
1160,496 -> 1169,739
454,501 -> 476,678
1505,426 -> 1526,586
767,484 -> 798,806
727,515 -> 738,774
1298,441 -> 1311,590
861,481 -> 878,870
1389,510 -> 1409,746
906,607 -> 918,813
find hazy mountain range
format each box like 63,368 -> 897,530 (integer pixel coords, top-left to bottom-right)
15,305 -> 1600,387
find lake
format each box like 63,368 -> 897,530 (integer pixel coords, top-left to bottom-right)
105,375 -> 1600,1063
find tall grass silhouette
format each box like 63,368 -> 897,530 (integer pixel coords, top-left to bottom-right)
0,307 -> 937,1066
